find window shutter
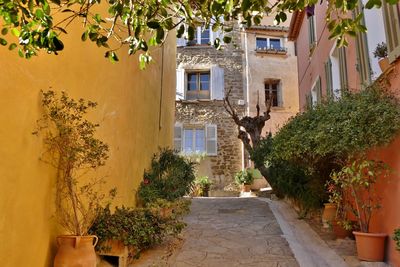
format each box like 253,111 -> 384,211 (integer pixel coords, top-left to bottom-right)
316,76 -> 322,103
305,93 -> 312,110
277,82 -> 283,107
174,124 -> 183,152
211,66 -> 224,100
382,1 -> 400,63
176,69 -> 185,100
205,124 -> 217,156
338,47 -> 348,90
325,59 -> 333,98
177,37 -> 186,47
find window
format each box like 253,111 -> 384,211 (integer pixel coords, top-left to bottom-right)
311,76 -> 322,106
186,72 -> 210,100
308,15 -> 316,48
174,124 -> 217,155
176,66 -> 224,101
265,80 -> 281,107
382,1 -> 400,63
255,37 -> 286,53
183,26 -> 217,46
324,58 -> 333,98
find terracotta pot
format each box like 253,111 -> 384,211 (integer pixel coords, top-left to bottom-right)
242,184 -> 251,192
332,220 -> 351,239
353,231 -> 387,261
54,235 -> 98,267
322,203 -> 336,227
378,58 -> 389,72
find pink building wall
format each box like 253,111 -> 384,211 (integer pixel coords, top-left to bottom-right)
290,4 -> 400,266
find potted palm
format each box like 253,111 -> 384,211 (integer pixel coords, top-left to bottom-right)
235,169 -> 254,192
195,176 -> 212,197
330,158 -> 390,261
373,42 -> 389,72
35,91 -> 116,267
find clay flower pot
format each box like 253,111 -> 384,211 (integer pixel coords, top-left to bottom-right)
353,231 -> 387,261
378,58 -> 389,72
54,235 -> 98,267
242,184 -> 251,192
332,220 -> 351,239
322,203 -> 336,228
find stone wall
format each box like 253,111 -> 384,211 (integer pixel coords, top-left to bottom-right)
176,42 -> 245,189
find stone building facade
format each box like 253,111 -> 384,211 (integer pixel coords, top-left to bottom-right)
175,33 -> 245,189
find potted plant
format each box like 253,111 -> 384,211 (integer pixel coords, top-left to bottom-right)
373,42 -> 389,72
195,176 -> 212,197
393,228 -> 400,251
330,158 -> 390,261
235,169 -> 254,192
35,91 -> 116,267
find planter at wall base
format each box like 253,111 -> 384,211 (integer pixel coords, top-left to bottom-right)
353,231 -> 387,262
54,235 -> 98,267
322,203 -> 337,228
332,220 -> 351,239
242,184 -> 251,192
378,58 -> 390,72
97,240 -> 129,267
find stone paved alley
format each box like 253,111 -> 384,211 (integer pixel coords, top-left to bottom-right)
130,197 -> 388,267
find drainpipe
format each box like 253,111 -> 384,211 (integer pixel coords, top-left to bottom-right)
242,29 -> 250,170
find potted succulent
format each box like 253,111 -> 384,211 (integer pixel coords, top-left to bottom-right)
235,169 -> 254,192
373,42 -> 389,72
195,176 -> 212,197
35,91 -> 116,267
330,158 -> 390,261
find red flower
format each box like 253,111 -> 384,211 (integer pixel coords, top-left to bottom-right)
143,179 -> 150,185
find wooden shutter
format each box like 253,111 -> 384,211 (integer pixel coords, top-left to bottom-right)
305,93 -> 313,110
205,124 -> 217,156
338,47 -> 348,90
174,124 -> 183,152
176,69 -> 185,100
277,82 -> 283,107
382,1 -> 400,63
325,59 -> 333,98
316,76 -> 322,104
211,66 -> 224,100
177,37 -> 186,47
354,6 -> 371,87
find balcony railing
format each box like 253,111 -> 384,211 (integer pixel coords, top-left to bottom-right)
255,46 -> 288,55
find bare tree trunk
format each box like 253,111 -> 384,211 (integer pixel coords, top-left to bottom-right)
223,89 -> 272,181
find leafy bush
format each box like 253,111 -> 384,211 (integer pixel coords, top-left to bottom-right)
273,87 -> 400,167
89,203 -> 187,257
234,169 -> 254,185
251,88 -> 400,211
393,228 -> 400,251
137,148 -> 196,205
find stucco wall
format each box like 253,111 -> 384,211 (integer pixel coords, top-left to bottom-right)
0,20 -> 175,266
295,3 -> 360,111
245,14 -> 299,134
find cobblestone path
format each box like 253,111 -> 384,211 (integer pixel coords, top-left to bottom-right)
169,197 -> 299,267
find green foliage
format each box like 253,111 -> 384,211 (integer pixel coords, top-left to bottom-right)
273,87 -> 400,168
234,169 -> 254,185
193,176 -> 212,197
393,228 -> 400,251
373,42 -> 388,59
137,148 -> 196,205
329,158 -> 390,232
1,0 -> 392,65
35,90 -> 116,235
89,203 -> 187,257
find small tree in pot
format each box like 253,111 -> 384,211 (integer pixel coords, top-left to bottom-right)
235,169 -> 254,192
330,157 -> 390,261
373,42 -> 389,72
35,90 -> 116,267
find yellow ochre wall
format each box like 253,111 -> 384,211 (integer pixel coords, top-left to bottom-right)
0,20 -> 176,266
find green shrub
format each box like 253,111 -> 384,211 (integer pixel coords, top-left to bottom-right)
137,148 -> 196,205
89,204 -> 186,257
393,228 -> 400,251
273,87 -> 400,167
234,169 -> 254,185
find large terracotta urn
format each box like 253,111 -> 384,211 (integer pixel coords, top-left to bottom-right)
322,203 -> 337,228
54,235 -> 98,267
